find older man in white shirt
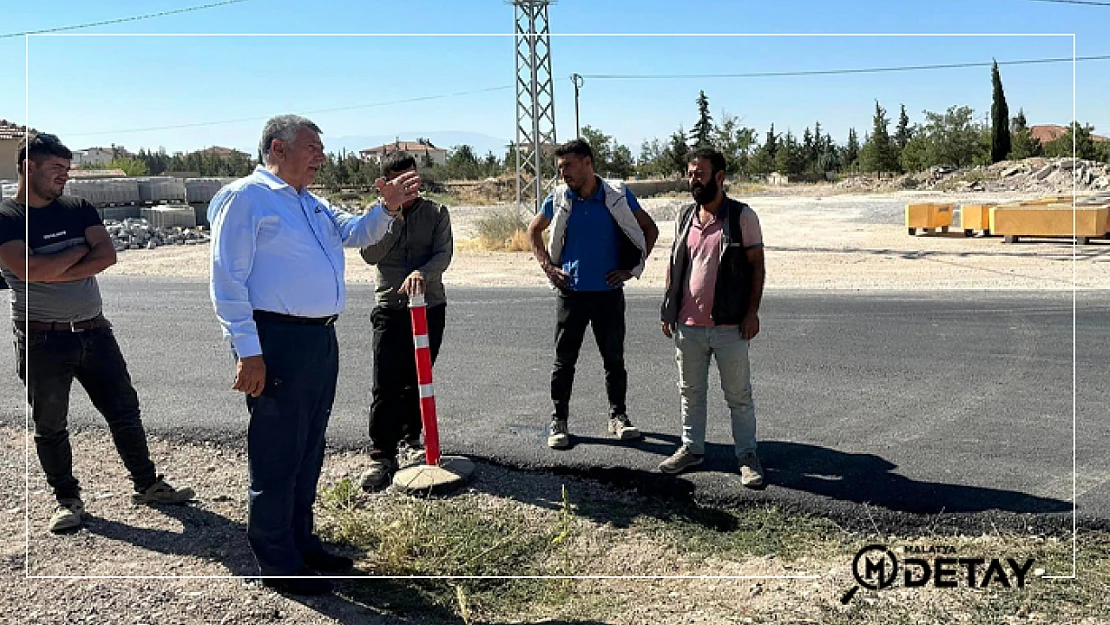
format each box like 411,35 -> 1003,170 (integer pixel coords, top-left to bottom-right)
209,114 -> 418,595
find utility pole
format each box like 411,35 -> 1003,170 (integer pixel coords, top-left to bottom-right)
571,73 -> 584,139
511,0 -> 557,214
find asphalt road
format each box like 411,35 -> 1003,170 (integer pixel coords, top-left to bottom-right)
3,278 -> 1107,531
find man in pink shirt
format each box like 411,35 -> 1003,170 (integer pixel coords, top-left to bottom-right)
658,148 -> 767,488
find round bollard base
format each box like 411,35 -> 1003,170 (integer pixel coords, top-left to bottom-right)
392,456 -> 475,494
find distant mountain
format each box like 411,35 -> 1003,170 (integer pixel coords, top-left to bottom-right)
325,131 -> 512,159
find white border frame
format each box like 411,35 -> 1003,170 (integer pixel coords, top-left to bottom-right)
22,31 -> 1079,582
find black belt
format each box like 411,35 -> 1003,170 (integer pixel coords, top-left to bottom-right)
253,310 -> 338,326
22,315 -> 112,332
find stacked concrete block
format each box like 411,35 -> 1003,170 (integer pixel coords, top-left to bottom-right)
104,217 -> 210,252
137,177 -> 187,203
65,179 -> 141,205
184,177 -> 236,204
141,204 -> 196,229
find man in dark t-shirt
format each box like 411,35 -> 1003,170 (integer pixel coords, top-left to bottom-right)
0,133 -> 194,533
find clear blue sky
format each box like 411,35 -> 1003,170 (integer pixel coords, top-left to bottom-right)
1,0 -> 1106,157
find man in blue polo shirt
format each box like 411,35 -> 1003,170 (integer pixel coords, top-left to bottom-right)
527,139 -> 659,449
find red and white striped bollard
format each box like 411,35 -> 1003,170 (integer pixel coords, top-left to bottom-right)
409,292 -> 441,466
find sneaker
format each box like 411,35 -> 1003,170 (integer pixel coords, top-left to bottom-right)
547,419 -> 570,449
739,452 -> 765,489
360,457 -> 397,492
658,446 -> 704,474
132,477 -> 195,505
262,567 -> 334,596
607,414 -> 642,440
48,498 -> 87,533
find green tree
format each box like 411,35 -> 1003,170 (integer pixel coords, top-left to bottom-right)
636,138 -> 668,178
774,131 -> 805,176
714,113 -> 757,174
1008,109 -> 1040,160
844,128 -> 861,171
801,127 -> 815,173
990,60 -> 1012,163
1043,122 -> 1100,160
690,90 -> 714,148
860,101 -> 900,173
748,124 -> 779,175
929,106 -> 985,168
580,125 -> 614,174
668,125 -> 690,177
895,104 -> 912,152
610,144 -> 636,179
578,126 -> 635,179
899,131 -> 929,172
436,144 -> 482,179
94,157 -> 148,176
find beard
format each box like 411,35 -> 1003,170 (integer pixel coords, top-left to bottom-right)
691,176 -> 719,205
30,174 -> 64,202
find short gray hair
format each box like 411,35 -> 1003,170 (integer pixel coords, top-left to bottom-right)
259,114 -> 322,164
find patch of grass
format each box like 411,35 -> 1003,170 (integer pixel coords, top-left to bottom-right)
317,478 -> 1110,623
317,480 -> 579,622
638,503 -> 846,562
466,207 -> 534,252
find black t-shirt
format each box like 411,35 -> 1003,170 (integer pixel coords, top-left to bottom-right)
0,196 -> 105,322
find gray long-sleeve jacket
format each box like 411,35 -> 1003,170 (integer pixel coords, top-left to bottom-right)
359,198 -> 453,309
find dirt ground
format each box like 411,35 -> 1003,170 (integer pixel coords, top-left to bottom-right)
104,190 -> 1110,291
7,425 -> 1103,625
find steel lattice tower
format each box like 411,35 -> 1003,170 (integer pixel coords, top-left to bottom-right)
511,0 -> 557,213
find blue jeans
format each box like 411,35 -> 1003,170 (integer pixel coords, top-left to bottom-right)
673,323 -> 757,457
245,319 -> 338,576
14,325 -> 157,501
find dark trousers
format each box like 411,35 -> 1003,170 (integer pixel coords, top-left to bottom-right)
15,326 -> 157,501
368,304 -> 446,461
551,289 -> 627,419
245,320 -> 338,576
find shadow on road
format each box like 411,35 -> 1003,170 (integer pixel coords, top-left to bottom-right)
465,434 -> 1071,534
759,440 -> 1071,515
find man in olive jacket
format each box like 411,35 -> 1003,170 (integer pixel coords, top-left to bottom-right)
358,151 -> 453,490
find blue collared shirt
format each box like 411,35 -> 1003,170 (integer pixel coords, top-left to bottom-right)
541,178 -> 642,292
208,166 -> 393,357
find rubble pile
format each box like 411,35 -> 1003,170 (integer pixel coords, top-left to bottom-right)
835,157 -> 1110,194
105,218 -> 210,251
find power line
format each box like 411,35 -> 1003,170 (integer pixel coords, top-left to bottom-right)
579,54 -> 1110,80
1016,0 -> 1110,6
0,0 -> 250,39
67,85 -> 514,137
